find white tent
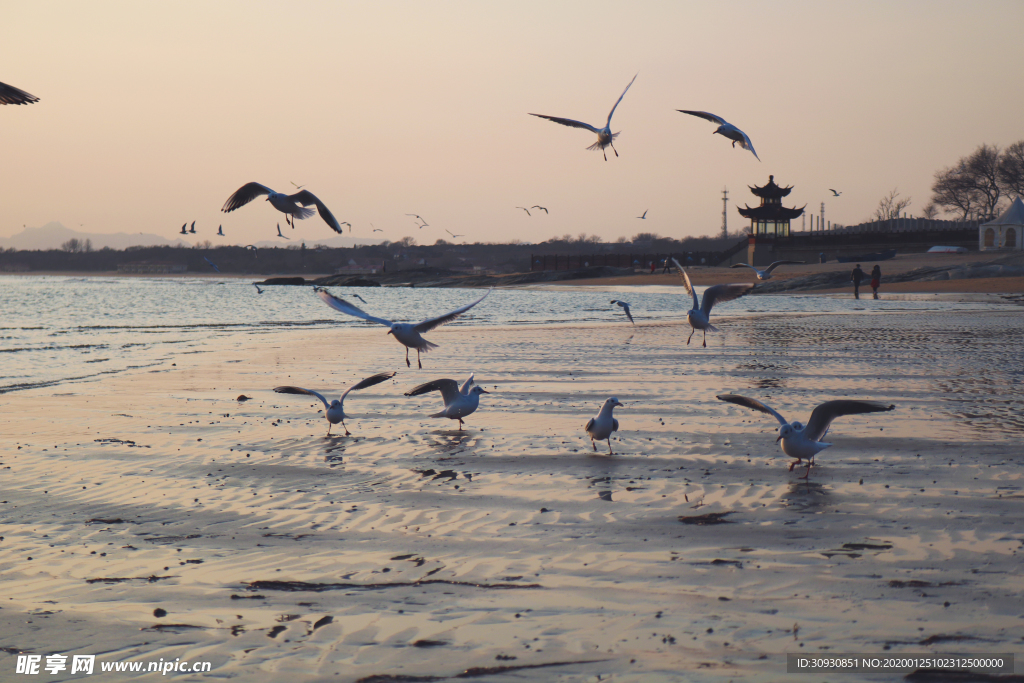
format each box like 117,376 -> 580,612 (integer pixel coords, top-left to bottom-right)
980,197 -> 1024,251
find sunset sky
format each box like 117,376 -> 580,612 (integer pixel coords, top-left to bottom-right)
3,1 -> 1022,247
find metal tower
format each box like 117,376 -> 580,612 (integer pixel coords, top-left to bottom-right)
721,187 -> 729,239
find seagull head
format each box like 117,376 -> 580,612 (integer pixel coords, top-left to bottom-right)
777,422 -> 798,441
471,386 -> 489,395
607,397 -> 624,408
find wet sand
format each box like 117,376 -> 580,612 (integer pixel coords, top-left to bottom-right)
2,311 -> 1023,681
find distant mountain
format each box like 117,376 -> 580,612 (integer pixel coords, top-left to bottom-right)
0,223 -> 191,251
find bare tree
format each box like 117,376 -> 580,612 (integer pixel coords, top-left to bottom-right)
998,140 -> 1024,199
931,160 -> 977,219
872,188 -> 912,221
966,144 -> 1002,218
60,238 -> 83,252
921,203 -> 939,220
396,236 -> 416,247
930,143 -> 1004,220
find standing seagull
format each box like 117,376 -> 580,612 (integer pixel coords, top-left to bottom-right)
610,299 -> 634,325
531,73 -> 638,161
222,182 -> 344,234
275,371 -> 397,436
677,110 -> 760,161
315,288 -> 491,368
672,258 -> 754,347
585,397 -> 623,454
405,374 -> 488,430
716,394 -> 895,478
730,260 -> 804,281
0,81 -> 39,105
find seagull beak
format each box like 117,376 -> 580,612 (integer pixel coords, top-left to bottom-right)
479,389 -> 489,394
386,330 -> 393,336
776,434 -> 783,443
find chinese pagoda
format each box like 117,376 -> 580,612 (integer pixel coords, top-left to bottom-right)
738,175 -> 805,266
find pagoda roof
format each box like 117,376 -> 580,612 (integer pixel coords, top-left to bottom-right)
738,203 -> 806,220
749,175 -> 793,199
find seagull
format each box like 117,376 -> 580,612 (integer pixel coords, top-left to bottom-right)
189,221 -> 196,234
276,223 -> 290,240
350,293 -> 367,304
179,223 -> 187,235
222,182 -> 344,234
637,210 -> 648,220
610,299 -> 634,325
244,244 -> 258,257
339,221 -> 351,232
531,73 -> 637,161
372,226 -> 384,233
315,288 -> 491,368
203,256 -> 220,273
254,283 -> 263,294
516,206 -> 531,216
406,214 -> 428,227
531,206 -> 549,214
217,225 -> 224,236
730,260 -> 804,281
829,189 -> 842,197
716,394 -> 895,479
585,397 -> 623,454
290,181 -> 305,190
445,229 -> 464,240
672,258 -> 754,347
0,81 -> 39,105
677,110 -> 760,161
405,374 -> 489,430
274,371 -> 396,436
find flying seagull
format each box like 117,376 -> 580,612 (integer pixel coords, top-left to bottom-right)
254,283 -> 263,294
730,260 -> 804,281
0,81 -> 39,105
276,223 -> 290,240
203,256 -> 220,273
716,394 -> 895,479
315,287 -> 491,368
290,181 -> 305,190
275,371 -> 396,436
372,226 -> 383,233
339,221 -> 351,232
829,189 -> 842,197
516,206 -> 531,216
222,182 -> 344,234
610,299 -> 634,325
531,205 -> 549,214
585,397 -> 624,454
406,213 -> 428,227
531,73 -> 637,161
179,223 -> 187,235
637,210 -> 648,220
217,225 -> 224,236
673,258 -> 754,347
445,229 -> 464,240
244,244 -> 258,257
189,221 -> 196,234
405,374 -> 489,430
677,110 -> 760,161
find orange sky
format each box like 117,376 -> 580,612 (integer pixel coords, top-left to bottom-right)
3,0 -> 1023,247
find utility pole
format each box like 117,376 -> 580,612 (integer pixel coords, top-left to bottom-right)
820,202 -> 825,233
721,187 -> 729,239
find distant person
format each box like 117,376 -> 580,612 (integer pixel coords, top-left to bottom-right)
662,257 -> 671,274
850,263 -> 865,299
819,252 -> 826,264
870,265 -> 881,299
650,261 -> 656,274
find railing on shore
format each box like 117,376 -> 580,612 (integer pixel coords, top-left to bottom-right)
529,252 -> 723,272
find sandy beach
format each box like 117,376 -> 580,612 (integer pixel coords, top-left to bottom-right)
3,306 -> 1022,681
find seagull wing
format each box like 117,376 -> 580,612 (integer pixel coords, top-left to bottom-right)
413,289 -> 490,334
341,371 -> 397,401
585,418 -> 595,432
716,394 -> 788,427
763,260 -> 804,275
529,114 -> 601,134
804,400 -> 895,443
737,128 -> 760,161
222,182 -> 275,212
678,110 -> 727,126
405,378 -> 461,406
290,190 -> 342,233
671,258 -> 700,311
459,373 -> 475,394
274,385 -> 330,410
730,263 -> 758,272
0,81 -> 39,105
315,288 -> 393,326
606,73 -> 638,126
701,283 -> 755,316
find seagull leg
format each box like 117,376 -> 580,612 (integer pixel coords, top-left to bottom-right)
343,420 -> 351,437
702,330 -> 707,348
458,418 -> 464,431
800,460 -> 813,480
602,148 -> 608,161
607,438 -> 614,455
405,347 -> 411,368
686,328 -> 694,345
592,438 -> 597,452
611,142 -> 619,158
417,349 -> 422,369
788,459 -> 800,472
327,423 -> 332,436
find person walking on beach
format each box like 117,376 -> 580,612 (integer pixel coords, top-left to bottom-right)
870,265 -> 881,299
851,263 -> 865,299
662,257 -> 671,274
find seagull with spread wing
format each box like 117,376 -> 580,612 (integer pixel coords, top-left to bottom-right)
716,394 -> 895,478
531,73 -> 637,161
829,189 -> 842,197
531,205 -> 549,214
275,371 -> 396,436
677,110 -> 760,161
730,260 -> 804,281
445,229 -> 464,240
222,182 -> 344,234
404,374 -> 488,430
672,258 -> 754,347
315,288 -> 491,368
585,397 -> 624,454
276,223 -> 290,239
610,299 -> 634,325
0,81 -> 39,105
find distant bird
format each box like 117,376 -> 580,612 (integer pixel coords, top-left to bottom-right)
716,394 -> 895,479
0,81 -> 39,105
276,223 -> 290,240
315,288 -> 491,368
371,224 -> 383,233
244,244 -> 258,257
254,283 -> 263,294
585,397 -> 623,454
677,110 -> 760,161
531,73 -> 637,161
829,189 -> 842,197
516,206 -> 531,216
189,221 -> 196,234
406,213 -> 428,227
730,260 -> 804,281
672,258 -> 754,347
222,182 -> 344,234
637,210 -> 648,220
339,221 -> 351,232
217,225 -> 224,236
531,205 -> 549,214
610,299 -> 634,325
203,256 -> 220,273
179,223 -> 187,235
290,181 -> 305,190
405,374 -> 489,430
350,293 -> 367,304
445,229 -> 465,240
275,371 -> 396,436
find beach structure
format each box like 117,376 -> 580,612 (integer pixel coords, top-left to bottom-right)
738,176 -> 805,267
979,197 -> 1024,251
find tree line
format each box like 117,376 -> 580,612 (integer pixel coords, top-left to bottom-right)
928,141 -> 1024,220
